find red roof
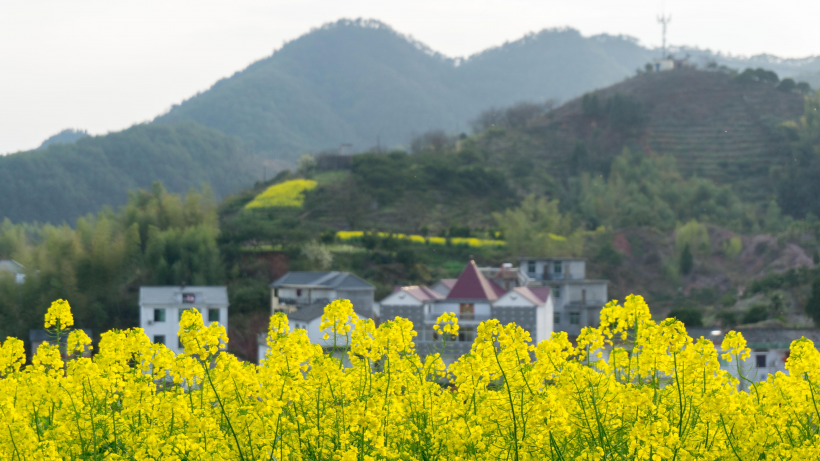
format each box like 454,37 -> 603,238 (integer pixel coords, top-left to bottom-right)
447,260 -> 506,301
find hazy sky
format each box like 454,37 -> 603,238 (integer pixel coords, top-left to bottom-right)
1,0 -> 818,154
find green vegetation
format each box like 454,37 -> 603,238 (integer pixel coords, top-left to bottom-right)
0,121 -> 259,224
0,183 -> 221,349
775,90 -> 820,218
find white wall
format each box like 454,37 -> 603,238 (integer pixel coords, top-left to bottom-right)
278,287 -> 337,304
140,305 -> 228,355
535,297 -> 554,343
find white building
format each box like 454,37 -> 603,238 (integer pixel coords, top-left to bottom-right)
518,257 -> 608,337
139,286 -> 229,355
687,328 -> 820,388
271,271 -> 376,318
0,259 -> 25,284
380,260 -> 554,359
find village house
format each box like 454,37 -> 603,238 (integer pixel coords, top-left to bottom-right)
0,259 -> 25,284
139,286 -> 229,355
687,327 -> 820,388
380,260 -> 554,360
518,257 -> 608,337
270,271 -> 376,318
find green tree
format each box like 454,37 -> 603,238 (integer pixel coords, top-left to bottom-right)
680,243 -> 693,275
805,276 -> 820,325
493,195 -> 584,257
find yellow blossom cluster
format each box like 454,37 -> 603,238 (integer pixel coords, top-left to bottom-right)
244,179 -> 318,209
4,294 -> 820,459
337,230 -> 506,248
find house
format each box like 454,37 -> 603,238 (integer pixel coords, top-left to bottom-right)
430,279 -> 457,297
380,260 -> 554,360
139,286 -> 229,355
653,59 -> 674,72
687,328 -> 820,388
480,262 -> 531,291
29,328 -> 93,358
0,259 -> 25,284
518,257 -> 608,337
270,271 -> 376,318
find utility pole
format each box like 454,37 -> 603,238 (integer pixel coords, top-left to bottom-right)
657,14 -> 671,59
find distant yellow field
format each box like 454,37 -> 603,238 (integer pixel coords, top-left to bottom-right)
245,179 -> 318,208
337,230 -> 505,247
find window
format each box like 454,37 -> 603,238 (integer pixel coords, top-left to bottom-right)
554,287 -> 561,298
153,335 -> 165,345
554,262 -> 562,273
179,308 -> 198,321
208,308 -> 220,323
756,354 -> 767,368
182,293 -> 196,303
553,313 -> 560,324
459,303 -> 475,320
178,336 -> 183,350
569,312 -> 580,325
296,289 -> 302,297
527,261 -> 536,273
153,308 -> 166,322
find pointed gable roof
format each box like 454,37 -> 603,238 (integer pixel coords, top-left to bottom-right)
447,260 -> 506,301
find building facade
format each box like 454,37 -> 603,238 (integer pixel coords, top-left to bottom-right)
139,286 -> 229,355
270,271 -> 376,318
518,257 -> 608,337
380,260 -> 554,360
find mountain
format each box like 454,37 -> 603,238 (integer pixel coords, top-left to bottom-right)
0,122 -> 260,224
155,19 -> 817,163
38,129 -> 89,149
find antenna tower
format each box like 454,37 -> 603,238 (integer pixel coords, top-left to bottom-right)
657,14 -> 671,59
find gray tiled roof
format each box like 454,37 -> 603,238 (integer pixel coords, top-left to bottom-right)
271,271 -> 374,291
139,286 -> 229,305
287,302 -> 328,322
687,328 -> 820,349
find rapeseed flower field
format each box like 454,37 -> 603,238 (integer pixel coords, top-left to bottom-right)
244,179 -> 318,209
337,230 -> 506,248
3,295 -> 820,459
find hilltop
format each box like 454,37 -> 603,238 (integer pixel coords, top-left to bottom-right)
155,19 -> 817,164
473,68 -> 806,203
0,122 -> 260,224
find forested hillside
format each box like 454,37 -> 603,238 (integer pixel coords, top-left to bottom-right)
0,121 -> 260,223
155,19 -> 818,163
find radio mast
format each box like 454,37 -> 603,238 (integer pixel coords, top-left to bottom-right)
657,14 -> 671,59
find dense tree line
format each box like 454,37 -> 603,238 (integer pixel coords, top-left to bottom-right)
0,183 -> 222,349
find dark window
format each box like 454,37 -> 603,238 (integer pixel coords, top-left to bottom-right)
756,354 -> 767,368
527,261 -> 536,273
553,313 -> 560,324
554,262 -> 562,273
182,293 -> 196,303
154,308 -> 166,322
178,336 -> 183,349
570,312 -> 580,325
554,287 -> 561,298
208,308 -> 220,323
154,335 -> 165,345
296,289 -> 302,297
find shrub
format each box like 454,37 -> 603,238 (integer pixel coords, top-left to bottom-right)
743,304 -> 769,324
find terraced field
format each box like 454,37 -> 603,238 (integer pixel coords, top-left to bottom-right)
519,69 -> 805,202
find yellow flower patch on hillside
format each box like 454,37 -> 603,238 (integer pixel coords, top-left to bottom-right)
245,179 -> 318,209
336,231 -> 506,248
